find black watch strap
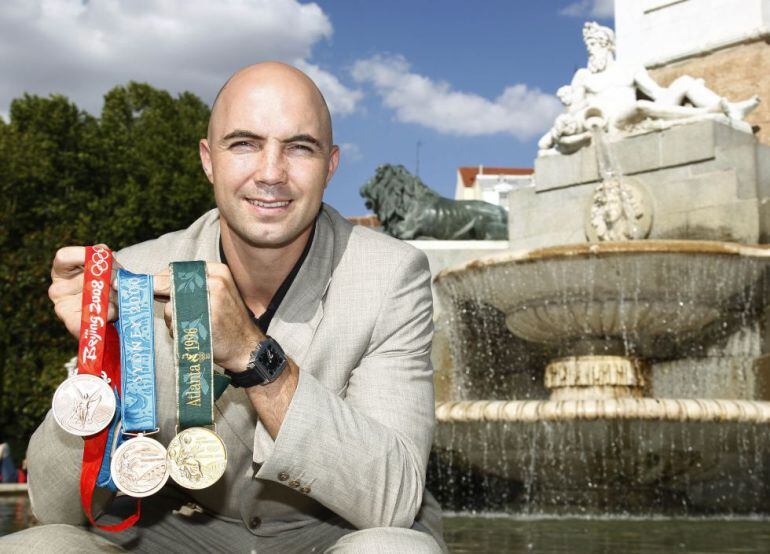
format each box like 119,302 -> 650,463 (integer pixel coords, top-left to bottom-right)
226,336 -> 288,388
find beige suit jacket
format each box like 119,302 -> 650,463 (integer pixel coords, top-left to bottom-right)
27,204 -> 441,539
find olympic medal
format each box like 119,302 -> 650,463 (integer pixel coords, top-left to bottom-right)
52,374 -> 116,436
167,427 -> 227,490
111,435 -> 170,498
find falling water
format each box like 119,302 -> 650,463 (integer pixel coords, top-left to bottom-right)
428,244 -> 770,515
589,125 -> 621,181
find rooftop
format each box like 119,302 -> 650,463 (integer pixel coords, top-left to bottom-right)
458,166 -> 533,187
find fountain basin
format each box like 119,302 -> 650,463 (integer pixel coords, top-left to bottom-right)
435,240 -> 770,357
430,239 -> 770,514
431,418 -> 770,515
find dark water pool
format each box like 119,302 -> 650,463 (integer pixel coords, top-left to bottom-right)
0,496 -> 34,537
443,514 -> 770,553
3,497 -> 770,552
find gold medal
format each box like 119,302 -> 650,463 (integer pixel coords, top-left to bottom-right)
168,262 -> 227,490
111,435 -> 170,498
167,427 -> 227,490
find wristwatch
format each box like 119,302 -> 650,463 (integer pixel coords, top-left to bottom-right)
226,336 -> 288,388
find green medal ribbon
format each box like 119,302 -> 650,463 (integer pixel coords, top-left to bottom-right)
170,261 -> 216,430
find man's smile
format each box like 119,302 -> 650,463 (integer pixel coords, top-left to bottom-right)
245,198 -> 293,213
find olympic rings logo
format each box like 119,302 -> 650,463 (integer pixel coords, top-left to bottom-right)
89,247 -> 111,277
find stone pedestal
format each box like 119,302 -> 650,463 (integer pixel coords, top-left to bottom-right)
512,120 -> 770,251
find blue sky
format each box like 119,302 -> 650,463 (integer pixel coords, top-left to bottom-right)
320,1 -> 612,214
0,0 -> 613,215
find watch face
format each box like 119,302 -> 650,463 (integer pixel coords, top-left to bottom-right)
257,341 -> 284,377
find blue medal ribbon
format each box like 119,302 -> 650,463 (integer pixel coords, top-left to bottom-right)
98,270 -> 158,490
99,268 -> 231,490
116,270 -> 158,432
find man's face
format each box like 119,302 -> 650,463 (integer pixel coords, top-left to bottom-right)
200,74 -> 339,249
585,35 -> 610,73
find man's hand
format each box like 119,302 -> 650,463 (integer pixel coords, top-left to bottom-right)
153,262 -> 263,372
48,246 -> 120,339
155,261 -> 298,438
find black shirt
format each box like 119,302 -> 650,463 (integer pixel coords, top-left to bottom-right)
219,222 -> 316,334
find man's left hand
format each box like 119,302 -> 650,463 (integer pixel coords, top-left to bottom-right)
153,262 -> 263,372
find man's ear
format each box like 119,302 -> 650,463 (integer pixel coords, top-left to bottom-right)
325,145 -> 340,189
199,139 -> 214,184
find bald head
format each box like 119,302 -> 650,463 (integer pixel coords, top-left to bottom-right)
208,62 -> 333,151
199,61 -> 340,251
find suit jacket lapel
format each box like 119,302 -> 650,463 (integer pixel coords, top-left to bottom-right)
215,208 -> 335,452
268,208 -> 334,368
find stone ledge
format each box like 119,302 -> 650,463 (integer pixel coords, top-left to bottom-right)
435,398 -> 770,423
0,483 -> 28,495
534,119 -> 755,192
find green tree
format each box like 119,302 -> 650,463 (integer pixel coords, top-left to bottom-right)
0,83 -> 214,457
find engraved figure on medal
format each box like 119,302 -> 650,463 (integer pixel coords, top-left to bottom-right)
111,436 -> 170,498
167,428 -> 227,490
52,374 -> 115,436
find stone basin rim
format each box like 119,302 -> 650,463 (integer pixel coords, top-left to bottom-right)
433,240 -> 770,284
435,399 -> 770,423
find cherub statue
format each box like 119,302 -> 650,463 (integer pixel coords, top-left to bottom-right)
537,86 -> 592,154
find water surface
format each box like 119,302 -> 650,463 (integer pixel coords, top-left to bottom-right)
444,514 -> 770,553
0,496 -> 34,537
3,497 -> 770,553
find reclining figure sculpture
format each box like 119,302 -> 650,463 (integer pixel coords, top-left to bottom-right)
538,22 -> 760,156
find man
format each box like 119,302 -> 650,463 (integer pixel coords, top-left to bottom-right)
2,63 -> 445,553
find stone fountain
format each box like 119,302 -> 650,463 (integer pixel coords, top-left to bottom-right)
429,22 -> 770,515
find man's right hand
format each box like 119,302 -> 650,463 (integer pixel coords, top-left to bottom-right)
48,246 -> 120,339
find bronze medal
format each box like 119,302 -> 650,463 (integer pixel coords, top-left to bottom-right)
111,434 -> 170,498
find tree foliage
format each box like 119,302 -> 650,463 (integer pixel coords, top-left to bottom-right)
0,83 -> 214,456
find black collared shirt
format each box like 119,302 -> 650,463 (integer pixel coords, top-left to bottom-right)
219,222 -> 316,333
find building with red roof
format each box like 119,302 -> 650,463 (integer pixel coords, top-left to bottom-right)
455,165 -> 534,209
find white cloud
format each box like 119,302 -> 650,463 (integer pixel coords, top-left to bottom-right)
295,60 -> 363,116
0,0 -> 361,117
350,55 -> 561,140
559,0 -> 614,18
339,142 -> 362,162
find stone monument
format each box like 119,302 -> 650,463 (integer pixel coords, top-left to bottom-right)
429,20 -> 770,515
616,0 -> 770,145
518,24 -> 770,251
360,164 -> 508,240
537,22 -> 759,157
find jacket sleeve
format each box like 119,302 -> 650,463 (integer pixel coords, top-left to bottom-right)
26,410 -> 113,524
255,248 -> 435,529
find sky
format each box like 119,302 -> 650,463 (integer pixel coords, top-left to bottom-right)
0,0 -> 614,216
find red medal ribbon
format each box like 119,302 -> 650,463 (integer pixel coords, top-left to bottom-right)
76,246 -> 112,378
77,246 -> 141,531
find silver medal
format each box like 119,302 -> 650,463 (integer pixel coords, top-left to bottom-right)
52,374 -> 116,436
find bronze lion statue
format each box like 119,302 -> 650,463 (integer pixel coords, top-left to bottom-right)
360,164 -> 508,240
